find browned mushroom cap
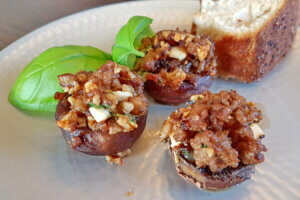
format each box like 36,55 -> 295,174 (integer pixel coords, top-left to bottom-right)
54,62 -> 149,158
136,30 -> 217,105
56,98 -> 147,156
144,76 -> 212,105
160,90 -> 267,190
170,147 -> 254,191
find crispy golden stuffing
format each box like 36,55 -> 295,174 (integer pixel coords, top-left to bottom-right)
55,61 -> 148,135
160,90 -> 267,173
136,30 -> 217,90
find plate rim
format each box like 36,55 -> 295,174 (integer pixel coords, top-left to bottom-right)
0,1 -> 299,199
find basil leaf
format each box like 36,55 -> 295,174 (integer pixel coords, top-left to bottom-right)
112,16 -> 154,69
8,45 -> 111,113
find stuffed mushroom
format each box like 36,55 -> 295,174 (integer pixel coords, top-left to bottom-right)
160,90 -> 267,190
136,30 -> 217,105
55,61 -> 148,165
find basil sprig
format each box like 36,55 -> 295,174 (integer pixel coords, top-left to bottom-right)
8,45 -> 111,113
112,16 -> 154,69
9,16 -> 154,115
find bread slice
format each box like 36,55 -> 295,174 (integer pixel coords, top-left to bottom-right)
192,0 -> 299,83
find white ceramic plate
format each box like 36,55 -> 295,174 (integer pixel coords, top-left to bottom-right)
0,1 -> 299,200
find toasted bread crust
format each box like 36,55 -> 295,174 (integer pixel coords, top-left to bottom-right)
194,0 -> 298,83
171,148 -> 255,191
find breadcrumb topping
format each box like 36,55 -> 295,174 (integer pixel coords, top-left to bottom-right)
160,90 -> 267,173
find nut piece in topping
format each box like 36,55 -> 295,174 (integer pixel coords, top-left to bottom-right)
55,61 -> 148,160
116,114 -> 138,131
113,91 -> 133,101
160,90 -> 267,190
122,84 -> 135,93
121,101 -> 134,114
190,94 -> 204,102
89,107 -> 111,122
114,67 -> 122,74
56,111 -> 86,132
105,149 -> 132,165
169,47 -> 187,60
58,74 -> 80,93
105,155 -> 123,165
250,123 -> 265,139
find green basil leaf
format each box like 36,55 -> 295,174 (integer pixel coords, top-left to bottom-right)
112,16 -> 154,69
8,45 -> 111,113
